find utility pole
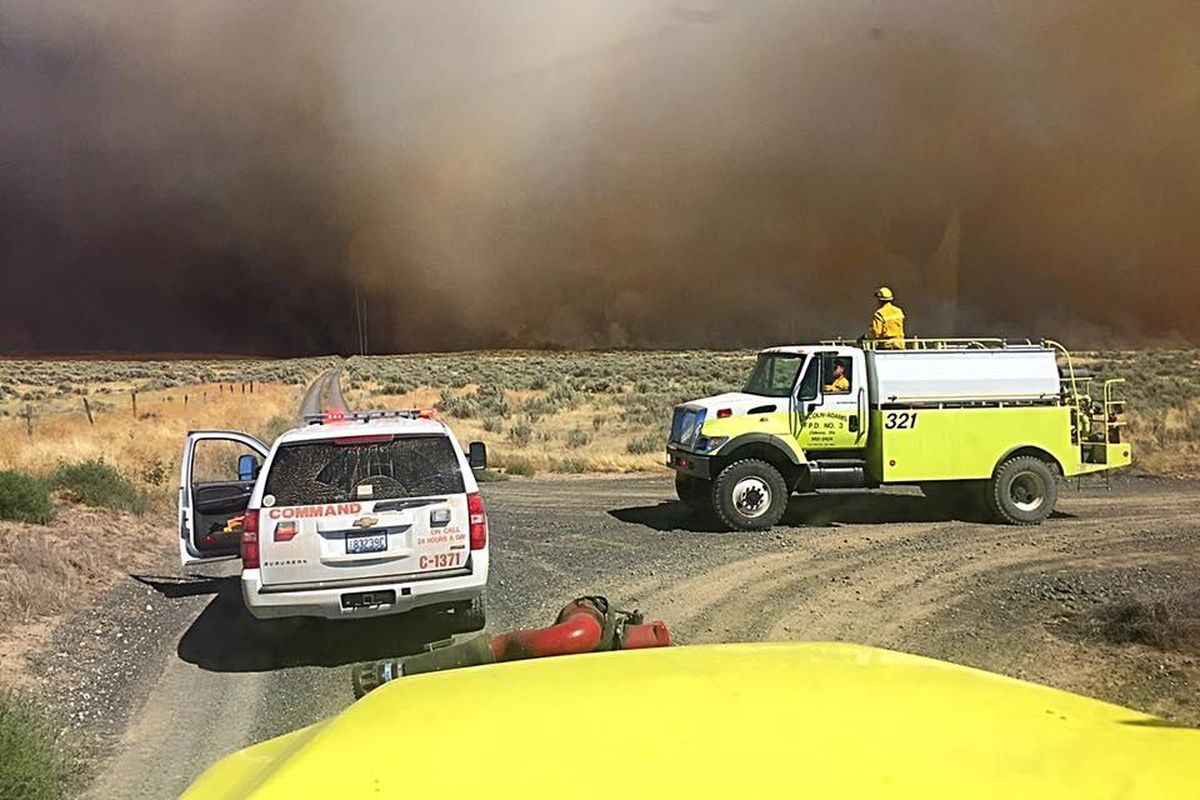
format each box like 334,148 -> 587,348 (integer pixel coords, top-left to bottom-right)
361,293 -> 369,356
353,285 -> 367,357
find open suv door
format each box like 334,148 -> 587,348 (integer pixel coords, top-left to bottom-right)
179,430 -> 269,566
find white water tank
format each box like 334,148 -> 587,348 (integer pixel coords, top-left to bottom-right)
867,347 -> 1062,404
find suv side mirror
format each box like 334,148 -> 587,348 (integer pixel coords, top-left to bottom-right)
468,441 -> 488,470
237,454 -> 261,482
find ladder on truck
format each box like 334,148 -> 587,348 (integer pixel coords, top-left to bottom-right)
1073,377 -> 1127,465
821,337 -> 1040,351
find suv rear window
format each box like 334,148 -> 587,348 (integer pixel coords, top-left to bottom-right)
263,435 -> 464,506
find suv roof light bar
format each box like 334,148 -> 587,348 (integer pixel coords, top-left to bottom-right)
302,409 -> 439,426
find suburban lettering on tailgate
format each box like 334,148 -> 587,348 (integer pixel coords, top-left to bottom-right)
267,503 -> 363,520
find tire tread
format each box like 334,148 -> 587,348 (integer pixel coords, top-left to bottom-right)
988,456 -> 1057,526
712,459 -> 788,531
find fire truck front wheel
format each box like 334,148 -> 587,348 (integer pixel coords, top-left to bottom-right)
712,459 -> 789,531
988,456 -> 1058,525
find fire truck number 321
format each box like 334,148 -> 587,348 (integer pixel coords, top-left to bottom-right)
884,412 -> 919,429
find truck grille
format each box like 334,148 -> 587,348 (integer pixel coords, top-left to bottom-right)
671,407 -> 703,447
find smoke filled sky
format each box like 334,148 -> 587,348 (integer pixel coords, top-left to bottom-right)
2,1 -> 1198,355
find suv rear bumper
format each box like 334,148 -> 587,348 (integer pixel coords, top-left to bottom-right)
667,445 -> 712,479
241,552 -> 488,620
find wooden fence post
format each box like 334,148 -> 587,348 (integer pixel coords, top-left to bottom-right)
131,391 -> 138,420
82,397 -> 94,425
21,404 -> 34,438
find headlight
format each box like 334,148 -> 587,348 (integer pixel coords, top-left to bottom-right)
694,436 -> 728,454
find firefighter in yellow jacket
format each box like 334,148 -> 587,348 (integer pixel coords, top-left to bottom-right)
866,286 -> 906,349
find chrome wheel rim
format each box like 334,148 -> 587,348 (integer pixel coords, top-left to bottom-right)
732,476 -> 771,519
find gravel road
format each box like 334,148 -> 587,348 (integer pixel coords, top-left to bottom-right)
32,473 -> 1197,798
296,367 -> 347,419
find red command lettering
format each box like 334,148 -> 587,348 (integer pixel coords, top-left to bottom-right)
265,502 -> 362,521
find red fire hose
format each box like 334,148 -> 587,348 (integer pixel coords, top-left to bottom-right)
352,596 -> 670,697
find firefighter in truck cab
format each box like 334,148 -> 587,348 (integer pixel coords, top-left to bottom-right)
866,286 -> 906,349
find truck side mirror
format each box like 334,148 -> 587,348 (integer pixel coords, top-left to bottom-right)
795,355 -> 821,403
237,454 -> 260,482
468,441 -> 488,470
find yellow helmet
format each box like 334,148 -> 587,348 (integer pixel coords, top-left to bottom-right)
874,286 -> 894,301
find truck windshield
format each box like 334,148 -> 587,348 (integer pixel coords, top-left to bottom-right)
743,353 -> 805,397
263,435 -> 465,506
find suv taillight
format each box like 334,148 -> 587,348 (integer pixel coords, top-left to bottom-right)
241,509 -> 260,569
467,493 -> 487,550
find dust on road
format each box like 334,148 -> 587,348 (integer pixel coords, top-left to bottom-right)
69,474 -> 1200,798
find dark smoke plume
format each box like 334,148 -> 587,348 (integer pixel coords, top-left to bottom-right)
2,1 -> 1198,355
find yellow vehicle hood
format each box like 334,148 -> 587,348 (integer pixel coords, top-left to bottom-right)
183,642 -> 1199,799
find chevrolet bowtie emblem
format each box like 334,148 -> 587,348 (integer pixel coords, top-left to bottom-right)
353,516 -> 379,529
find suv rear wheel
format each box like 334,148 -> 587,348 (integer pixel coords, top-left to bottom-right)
428,595 -> 486,636
712,459 -> 788,531
987,456 -> 1058,525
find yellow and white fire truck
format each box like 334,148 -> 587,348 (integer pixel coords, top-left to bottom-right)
667,339 -> 1130,530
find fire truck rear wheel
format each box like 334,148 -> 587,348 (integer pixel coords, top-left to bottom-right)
988,456 -> 1058,525
712,459 -> 788,531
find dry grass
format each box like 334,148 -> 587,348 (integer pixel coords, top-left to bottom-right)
0,503 -> 172,634
1075,350 -> 1200,477
0,350 -> 1196,488
1070,590 -> 1200,655
0,383 -> 305,502
341,351 -> 747,474
352,387 -> 674,473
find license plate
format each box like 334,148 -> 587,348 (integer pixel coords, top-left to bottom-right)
345,530 -> 387,554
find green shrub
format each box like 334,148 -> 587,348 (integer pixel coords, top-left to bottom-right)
508,421 -> 533,447
0,471 -> 54,524
259,415 -> 294,443
0,691 -> 74,800
502,456 -> 537,477
554,456 -> 588,474
50,460 -> 146,514
437,388 -> 480,419
139,459 -> 170,487
592,414 -> 608,431
626,432 -> 664,455
565,428 -> 591,449
473,468 -> 510,483
482,416 -> 503,433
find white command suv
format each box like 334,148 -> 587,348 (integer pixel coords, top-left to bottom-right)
177,410 -> 489,630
